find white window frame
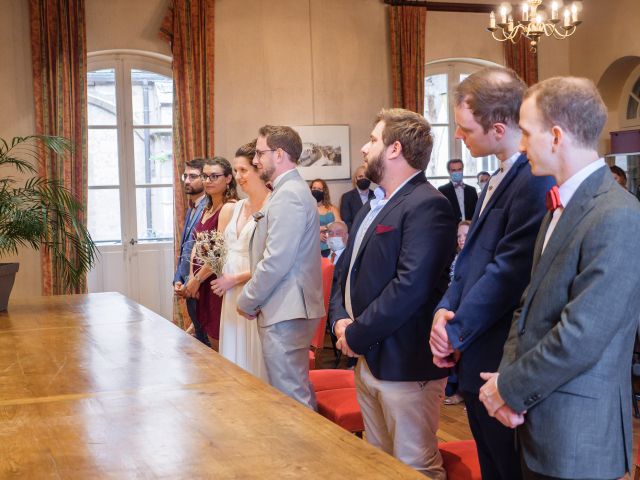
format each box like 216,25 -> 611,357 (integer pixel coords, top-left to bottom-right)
619,63 -> 640,129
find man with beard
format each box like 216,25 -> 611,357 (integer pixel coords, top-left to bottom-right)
237,125 -> 325,409
340,165 -> 375,230
329,108 -> 456,478
174,158 -> 210,346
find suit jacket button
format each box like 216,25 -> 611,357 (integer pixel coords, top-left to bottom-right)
459,336 -> 464,342
519,328 -> 525,335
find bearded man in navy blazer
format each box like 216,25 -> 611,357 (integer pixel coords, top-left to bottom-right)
429,67 -> 554,480
330,108 -> 456,478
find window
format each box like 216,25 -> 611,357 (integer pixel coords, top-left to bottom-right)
621,64 -> 640,128
87,54 -> 174,245
424,59 -> 500,189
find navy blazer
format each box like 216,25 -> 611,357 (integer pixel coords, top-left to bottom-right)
438,182 -> 478,222
330,173 -> 456,382
437,155 -> 554,392
173,197 -> 206,284
339,188 -> 375,230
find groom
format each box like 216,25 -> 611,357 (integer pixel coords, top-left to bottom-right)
237,125 -> 325,409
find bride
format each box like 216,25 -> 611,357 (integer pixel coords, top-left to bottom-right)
212,141 -> 270,381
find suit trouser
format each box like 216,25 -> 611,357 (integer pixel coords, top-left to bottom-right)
461,390 -> 522,480
355,358 -> 447,479
520,455 -> 618,480
186,297 -> 210,347
259,318 -> 318,410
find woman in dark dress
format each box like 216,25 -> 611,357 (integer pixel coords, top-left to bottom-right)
183,157 -> 237,351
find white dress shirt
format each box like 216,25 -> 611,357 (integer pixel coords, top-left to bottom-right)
479,152 -> 521,215
541,159 -> 606,254
454,182 -> 466,220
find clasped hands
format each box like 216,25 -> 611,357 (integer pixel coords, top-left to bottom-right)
429,309 -> 524,429
334,318 -> 360,358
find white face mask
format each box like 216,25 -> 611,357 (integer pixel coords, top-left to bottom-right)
327,236 -> 345,252
478,182 -> 487,191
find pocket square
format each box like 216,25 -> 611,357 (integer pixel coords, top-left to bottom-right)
375,224 -> 395,234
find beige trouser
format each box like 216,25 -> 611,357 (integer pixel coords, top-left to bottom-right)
355,358 -> 447,479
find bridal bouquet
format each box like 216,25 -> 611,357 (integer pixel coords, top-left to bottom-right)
193,230 -> 227,277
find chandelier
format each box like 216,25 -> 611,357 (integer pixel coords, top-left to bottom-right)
487,0 -> 582,52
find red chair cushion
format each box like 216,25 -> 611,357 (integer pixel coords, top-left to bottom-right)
309,369 -> 356,392
316,388 -> 364,433
439,440 -> 482,480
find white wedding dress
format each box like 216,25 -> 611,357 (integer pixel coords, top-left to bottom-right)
219,199 -> 268,382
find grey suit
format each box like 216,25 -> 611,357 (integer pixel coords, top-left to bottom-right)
237,168 -> 325,408
498,166 -> 640,479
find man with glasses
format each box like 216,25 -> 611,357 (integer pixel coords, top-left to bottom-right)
174,158 -> 210,346
237,125 -> 325,409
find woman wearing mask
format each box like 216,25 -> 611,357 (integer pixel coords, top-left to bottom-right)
183,157 -> 238,351
339,165 -> 375,230
309,178 -> 341,257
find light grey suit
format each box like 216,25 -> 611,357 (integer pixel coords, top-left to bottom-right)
237,168 -> 325,409
498,166 -> 640,479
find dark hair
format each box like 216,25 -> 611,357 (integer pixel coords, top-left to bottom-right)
610,165 -> 627,182
185,158 -> 205,172
446,159 -> 463,172
309,178 -> 333,208
454,66 -> 526,133
258,125 -> 302,162
375,108 -> 434,170
477,170 -> 490,180
235,139 -> 257,162
203,156 -> 238,209
524,76 -> 607,150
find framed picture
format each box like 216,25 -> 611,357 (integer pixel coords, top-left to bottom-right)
290,125 -> 350,181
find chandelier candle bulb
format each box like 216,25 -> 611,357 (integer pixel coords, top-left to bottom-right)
522,3 -> 529,21
500,5 -> 507,24
551,1 -> 558,20
490,11 -> 496,28
571,3 -> 578,22
564,8 -> 571,27
508,15 -> 514,31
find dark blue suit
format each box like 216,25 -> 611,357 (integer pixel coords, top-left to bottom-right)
437,154 -> 553,480
174,197 -> 208,345
330,173 -> 456,381
339,188 -> 375,231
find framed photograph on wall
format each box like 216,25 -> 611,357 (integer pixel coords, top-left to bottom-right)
290,125 -> 350,181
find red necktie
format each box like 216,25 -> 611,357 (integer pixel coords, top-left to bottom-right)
545,186 -> 562,212
188,200 -> 196,209
330,252 -> 336,264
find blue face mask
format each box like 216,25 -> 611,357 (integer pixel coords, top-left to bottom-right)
450,172 -> 463,183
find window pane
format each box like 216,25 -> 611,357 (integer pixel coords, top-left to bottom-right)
88,69 -> 117,126
136,187 -> 174,241
131,70 -> 173,125
88,189 -> 122,243
461,142 -> 499,177
627,96 -> 639,120
88,128 -> 119,186
425,126 -> 449,179
133,128 -> 173,184
424,74 -> 448,124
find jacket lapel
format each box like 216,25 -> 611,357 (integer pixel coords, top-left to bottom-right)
518,166 -> 611,329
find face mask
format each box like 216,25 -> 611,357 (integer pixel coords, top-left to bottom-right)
356,178 -> 371,190
478,182 -> 487,191
311,190 -> 324,202
327,236 -> 345,252
450,172 -> 463,184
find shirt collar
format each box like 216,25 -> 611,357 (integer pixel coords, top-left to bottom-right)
192,193 -> 206,208
558,158 -> 606,209
371,171 -> 422,209
497,151 -> 521,175
271,168 -> 296,190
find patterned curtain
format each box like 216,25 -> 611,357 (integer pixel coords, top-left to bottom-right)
504,39 -> 538,86
160,0 -> 216,328
29,0 -> 88,295
389,5 -> 427,113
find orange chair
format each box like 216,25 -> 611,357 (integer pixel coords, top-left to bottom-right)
309,258 -> 334,369
310,369 -> 364,435
439,440 -> 482,480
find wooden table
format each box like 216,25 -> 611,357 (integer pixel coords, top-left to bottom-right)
0,293 -> 422,479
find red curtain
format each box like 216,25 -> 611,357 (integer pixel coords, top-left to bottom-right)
389,5 -> 427,113
29,0 -> 88,295
504,39 -> 538,86
160,0 -> 216,328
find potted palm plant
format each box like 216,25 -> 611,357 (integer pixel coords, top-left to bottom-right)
0,135 -> 98,310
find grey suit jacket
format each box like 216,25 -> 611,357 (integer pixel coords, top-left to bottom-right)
498,166 -> 640,478
237,168 -> 325,327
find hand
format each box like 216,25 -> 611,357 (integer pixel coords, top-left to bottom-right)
493,404 -> 525,429
183,277 -> 200,298
433,349 -> 460,369
430,309 -> 455,359
174,282 -> 185,298
237,306 -> 256,320
479,372 -> 505,416
336,335 -> 359,358
320,227 -> 328,243
334,318 -> 353,339
211,274 -> 236,297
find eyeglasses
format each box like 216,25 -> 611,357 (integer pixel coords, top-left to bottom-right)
200,173 -> 226,182
254,149 -> 275,160
181,173 -> 201,181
